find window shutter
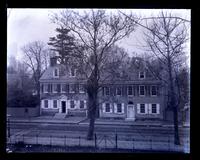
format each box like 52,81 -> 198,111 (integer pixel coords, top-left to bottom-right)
66,84 -> 69,93
149,104 -> 152,114
114,103 -> 117,113
145,104 -> 148,114
41,84 -> 43,93
157,104 -> 160,114
84,100 -> 87,109
122,103 -> 125,113
137,104 -> 140,114
145,86 -> 148,96
76,100 -> 80,109
102,103 -> 105,113
57,84 -> 61,93
110,104 -> 113,113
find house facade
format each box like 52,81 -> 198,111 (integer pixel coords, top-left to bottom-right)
39,57 -> 166,121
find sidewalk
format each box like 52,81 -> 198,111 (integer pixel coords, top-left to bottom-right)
8,115 -> 188,128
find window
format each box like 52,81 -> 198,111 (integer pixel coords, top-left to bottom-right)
70,100 -> 75,108
44,84 -> 48,93
139,85 -> 145,96
139,71 -> 145,79
61,84 -> 66,93
152,104 -> 157,113
116,87 -> 122,96
53,84 -> 57,93
117,103 -> 122,113
80,100 -> 85,109
69,84 -> 76,93
105,103 -> 110,112
70,68 -> 76,77
44,100 -> 48,108
151,86 -> 157,96
54,68 -> 59,77
128,86 -> 133,95
53,100 -> 57,108
105,87 -> 110,96
140,104 -> 145,113
79,84 -> 85,93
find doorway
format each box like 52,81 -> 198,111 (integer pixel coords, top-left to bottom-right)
61,101 -> 66,113
127,105 -> 135,120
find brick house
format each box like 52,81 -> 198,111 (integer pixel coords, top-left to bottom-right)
39,57 -> 166,121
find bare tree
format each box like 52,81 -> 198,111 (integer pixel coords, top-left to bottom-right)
141,12 -> 189,145
21,41 -> 50,100
51,9 -> 138,140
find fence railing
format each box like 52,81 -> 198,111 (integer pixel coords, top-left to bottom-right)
7,133 -> 190,153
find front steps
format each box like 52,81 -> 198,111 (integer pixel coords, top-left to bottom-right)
54,113 -> 67,119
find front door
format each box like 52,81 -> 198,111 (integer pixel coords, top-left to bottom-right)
61,101 -> 66,113
127,105 -> 135,120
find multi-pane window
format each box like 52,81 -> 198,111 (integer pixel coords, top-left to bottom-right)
151,86 -> 157,96
152,104 -> 157,113
69,84 -> 76,93
44,84 -> 48,93
61,84 -> 66,93
116,87 -> 122,96
105,103 -> 110,112
54,68 -> 58,77
79,84 -> 85,93
139,85 -> 145,96
139,71 -> 145,79
80,100 -> 85,109
105,87 -> 110,96
70,100 -> 75,108
44,100 -> 48,108
140,104 -> 145,113
53,100 -> 57,108
117,103 -> 122,113
128,86 -> 133,95
53,84 -> 57,93
70,68 -> 76,77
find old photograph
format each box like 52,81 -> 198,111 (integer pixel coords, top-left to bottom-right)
7,8 -> 190,153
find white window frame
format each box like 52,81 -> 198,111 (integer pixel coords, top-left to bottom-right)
151,85 -> 157,96
105,87 -> 110,96
53,84 -> 58,93
69,100 -> 76,109
79,84 -> 85,93
127,85 -> 133,96
116,87 -> 122,96
150,103 -> 160,114
139,71 -> 145,79
140,104 -> 146,114
61,84 -> 66,93
69,67 -> 76,77
44,100 -> 48,108
69,84 -> 76,93
53,100 -> 57,108
104,103 -> 112,113
137,103 -> 148,114
44,84 -> 48,93
139,85 -> 145,96
53,68 -> 59,78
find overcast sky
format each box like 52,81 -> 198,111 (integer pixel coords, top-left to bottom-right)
7,8 -> 191,65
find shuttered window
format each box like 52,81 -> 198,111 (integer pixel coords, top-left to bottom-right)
151,86 -> 157,96
128,86 -> 133,95
105,87 -> 110,96
44,100 -> 48,108
53,100 -> 57,108
80,100 -> 84,109
105,103 -> 111,112
70,100 -> 75,108
116,87 -> 122,96
140,104 -> 145,113
139,85 -> 145,96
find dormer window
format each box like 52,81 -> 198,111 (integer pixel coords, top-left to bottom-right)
70,68 -> 76,77
139,71 -> 145,79
53,68 -> 59,78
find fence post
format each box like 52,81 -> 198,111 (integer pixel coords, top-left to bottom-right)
79,136 -> 81,146
105,135 -> 107,148
95,133 -> 97,149
150,139 -> 152,150
132,138 -> 134,150
115,133 -> 118,149
50,136 -> 52,147
64,136 -> 66,147
168,137 -> 170,151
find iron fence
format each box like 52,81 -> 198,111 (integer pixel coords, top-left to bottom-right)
7,133 -> 190,153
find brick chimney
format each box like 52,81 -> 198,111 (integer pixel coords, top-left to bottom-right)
50,57 -> 57,67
